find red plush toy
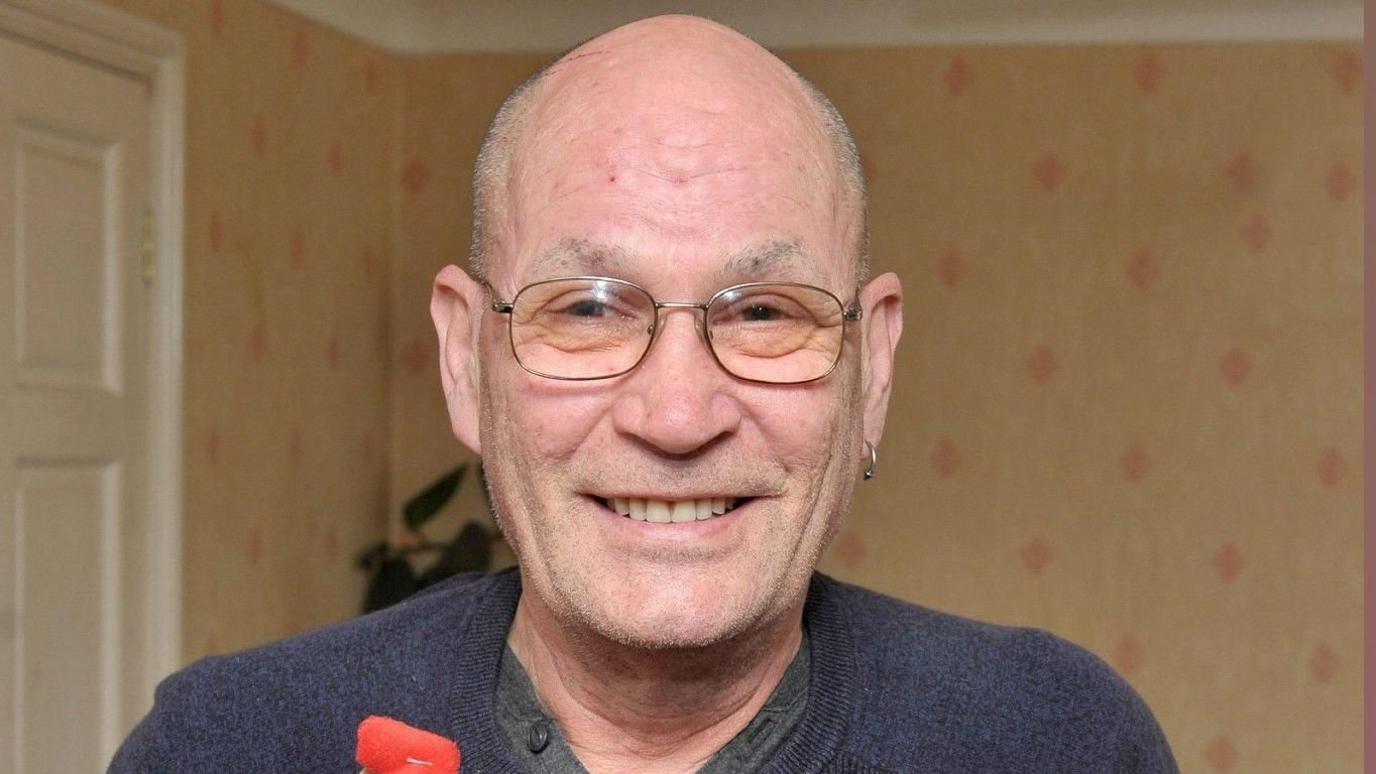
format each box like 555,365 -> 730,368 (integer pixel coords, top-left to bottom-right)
356,716 -> 461,774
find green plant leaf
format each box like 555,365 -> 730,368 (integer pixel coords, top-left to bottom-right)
403,464 -> 467,531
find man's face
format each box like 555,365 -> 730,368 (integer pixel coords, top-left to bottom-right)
463,30 -> 880,649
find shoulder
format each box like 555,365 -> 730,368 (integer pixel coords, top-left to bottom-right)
184,569 -> 502,702
817,575 -> 1132,703
109,571 -> 513,773
813,576 -> 1177,772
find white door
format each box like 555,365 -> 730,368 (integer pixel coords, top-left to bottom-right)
0,30 -> 155,772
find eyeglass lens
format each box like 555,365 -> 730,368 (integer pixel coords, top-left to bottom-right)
507,278 -> 846,383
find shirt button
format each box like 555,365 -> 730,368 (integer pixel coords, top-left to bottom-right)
528,720 -> 550,753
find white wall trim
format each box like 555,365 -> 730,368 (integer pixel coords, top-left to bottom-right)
264,0 -> 1362,54
0,0 -> 184,713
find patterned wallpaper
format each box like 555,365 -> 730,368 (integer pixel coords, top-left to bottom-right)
95,0 -> 397,657
388,52 -> 539,573
95,2 -> 1363,771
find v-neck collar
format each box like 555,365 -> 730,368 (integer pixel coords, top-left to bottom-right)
443,570 -> 856,774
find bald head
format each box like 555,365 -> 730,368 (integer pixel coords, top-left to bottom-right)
470,15 -> 868,282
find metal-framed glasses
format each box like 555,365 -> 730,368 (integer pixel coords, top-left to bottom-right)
487,276 -> 863,384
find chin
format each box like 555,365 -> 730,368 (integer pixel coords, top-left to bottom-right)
587,607 -> 750,651
561,569 -> 769,650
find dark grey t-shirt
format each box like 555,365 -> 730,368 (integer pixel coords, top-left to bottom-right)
495,634 -> 811,774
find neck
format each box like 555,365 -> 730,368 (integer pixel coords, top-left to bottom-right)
508,594 -> 803,774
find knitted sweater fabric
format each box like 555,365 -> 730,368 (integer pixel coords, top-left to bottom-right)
109,569 -> 1177,773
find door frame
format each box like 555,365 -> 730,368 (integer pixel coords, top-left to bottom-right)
0,0 -> 184,701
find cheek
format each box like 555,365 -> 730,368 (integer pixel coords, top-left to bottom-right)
747,385 -> 849,469
512,389 -> 607,461
484,366 -> 611,466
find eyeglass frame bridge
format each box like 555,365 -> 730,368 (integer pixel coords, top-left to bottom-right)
483,275 -> 863,385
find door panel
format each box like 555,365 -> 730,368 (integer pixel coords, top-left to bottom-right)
15,125 -> 123,392
15,462 -> 119,773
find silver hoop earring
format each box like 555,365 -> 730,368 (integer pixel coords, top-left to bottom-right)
863,441 -> 878,480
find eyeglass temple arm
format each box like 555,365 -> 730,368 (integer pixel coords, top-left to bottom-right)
478,280 -> 515,314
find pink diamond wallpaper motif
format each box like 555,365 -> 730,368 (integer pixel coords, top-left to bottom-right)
1135,51 -> 1163,94
1224,153 -> 1255,191
943,55 -> 971,96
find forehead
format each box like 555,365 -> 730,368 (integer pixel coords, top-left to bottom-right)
497,52 -> 852,290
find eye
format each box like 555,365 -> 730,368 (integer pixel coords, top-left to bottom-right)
741,303 -> 784,322
716,293 -> 810,324
542,287 -> 639,320
564,298 -> 614,317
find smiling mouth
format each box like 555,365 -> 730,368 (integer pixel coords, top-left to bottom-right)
593,496 -> 747,523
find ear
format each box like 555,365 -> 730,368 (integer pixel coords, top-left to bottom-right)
430,264 -> 486,454
857,271 -> 903,445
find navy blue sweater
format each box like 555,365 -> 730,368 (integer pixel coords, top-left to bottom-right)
110,570 -> 1176,773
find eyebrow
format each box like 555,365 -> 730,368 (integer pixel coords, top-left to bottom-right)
715,240 -> 825,285
524,238 -> 828,286
526,238 -> 635,276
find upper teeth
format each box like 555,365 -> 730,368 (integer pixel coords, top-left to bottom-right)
610,497 -> 737,522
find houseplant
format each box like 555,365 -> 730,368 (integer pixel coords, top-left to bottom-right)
356,463 -> 498,613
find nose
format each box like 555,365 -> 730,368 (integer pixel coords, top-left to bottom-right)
609,307 -> 742,456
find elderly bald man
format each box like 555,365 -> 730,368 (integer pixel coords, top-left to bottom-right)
112,16 -> 1176,774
